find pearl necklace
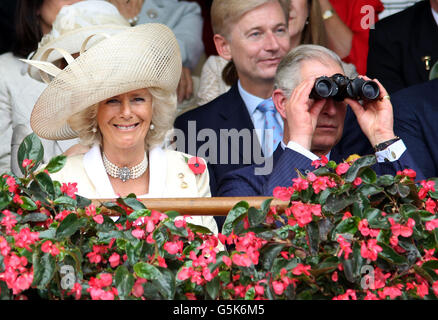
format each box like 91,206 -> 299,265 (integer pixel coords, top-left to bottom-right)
102,152 -> 148,182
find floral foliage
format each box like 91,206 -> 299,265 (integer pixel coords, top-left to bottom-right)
1,134 -> 438,300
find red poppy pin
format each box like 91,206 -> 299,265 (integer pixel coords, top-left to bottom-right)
185,156 -> 206,175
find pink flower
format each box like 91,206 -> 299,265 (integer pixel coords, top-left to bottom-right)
311,155 -> 328,168
93,215 -> 104,224
5,176 -> 18,193
132,228 -> 145,239
68,283 -> 82,300
342,211 -> 352,220
432,280 -> 438,297
177,267 -> 193,281
331,271 -> 338,282
21,159 -> 34,169
222,255 -> 232,267
360,239 -> 382,261
397,168 -> 416,179
232,253 -> 252,267
132,278 -> 147,297
426,219 -> 438,231
41,240 -> 60,256
364,291 -> 380,300
378,285 -> 403,299
389,218 -> 415,238
292,264 -> 311,276
164,241 -> 183,255
85,204 -> 96,217
273,186 -> 294,201
60,182 -> 78,199
108,253 -> 120,268
425,198 -> 437,213
335,163 -> 350,175
337,235 -> 352,260
272,281 -> 285,295
292,177 -> 309,191
418,180 -> 435,199
353,177 -> 362,186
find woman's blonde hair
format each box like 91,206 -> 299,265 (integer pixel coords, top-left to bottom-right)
67,88 -> 177,150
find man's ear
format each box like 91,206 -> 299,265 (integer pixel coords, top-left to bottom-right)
213,34 -> 232,61
272,88 -> 288,119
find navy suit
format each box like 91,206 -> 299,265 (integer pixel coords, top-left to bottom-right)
174,84 -> 265,196
393,79 -> 438,179
217,144 -> 424,197
367,0 -> 438,94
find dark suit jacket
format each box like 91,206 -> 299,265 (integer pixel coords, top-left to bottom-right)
367,0 -> 438,94
174,84 -> 264,196
393,78 -> 438,179
217,144 -> 424,197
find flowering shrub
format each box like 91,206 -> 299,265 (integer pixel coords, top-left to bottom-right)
1,134 -> 438,300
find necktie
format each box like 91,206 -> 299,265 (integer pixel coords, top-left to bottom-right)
257,98 -> 283,157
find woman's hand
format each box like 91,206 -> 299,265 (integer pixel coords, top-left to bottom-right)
345,77 -> 396,147
177,67 -> 194,102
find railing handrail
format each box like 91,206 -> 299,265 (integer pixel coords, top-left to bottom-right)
92,197 -> 289,216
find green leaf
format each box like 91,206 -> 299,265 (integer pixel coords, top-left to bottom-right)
17,133 -> 44,175
206,276 -> 220,300
332,217 -> 360,236
222,201 -> 249,236
360,167 -> 377,184
356,184 -> 384,197
134,262 -> 161,280
244,287 -> 256,300
164,220 -> 188,237
21,213 -> 48,223
164,211 -> 181,219
307,221 -> 320,256
323,193 -> 358,214
248,207 -> 266,227
152,267 -> 175,299
0,192 -> 12,211
127,209 -> 151,222
53,196 -> 77,207
377,175 -> 395,187
344,155 -> 376,183
32,251 -> 56,289
55,213 -> 82,240
19,196 -> 38,211
377,242 -> 408,265
35,172 -> 55,198
118,196 -> 146,211
115,266 -> 135,300
259,244 -> 285,270
186,223 -> 212,234
44,155 -> 67,174
364,208 -> 390,229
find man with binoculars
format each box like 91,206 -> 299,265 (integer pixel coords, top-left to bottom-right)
217,44 -> 423,196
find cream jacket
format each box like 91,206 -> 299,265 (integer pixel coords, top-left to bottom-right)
50,144 -> 219,235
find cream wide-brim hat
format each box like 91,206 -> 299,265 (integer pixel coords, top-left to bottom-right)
28,23 -> 182,140
25,0 -> 131,81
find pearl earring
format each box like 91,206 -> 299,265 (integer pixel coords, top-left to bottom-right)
150,123 -> 155,130
92,127 -> 97,133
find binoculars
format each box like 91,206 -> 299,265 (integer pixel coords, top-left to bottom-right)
310,73 -> 380,101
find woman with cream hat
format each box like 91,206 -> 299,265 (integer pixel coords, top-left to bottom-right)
26,23 -> 219,234
2,0 -> 131,176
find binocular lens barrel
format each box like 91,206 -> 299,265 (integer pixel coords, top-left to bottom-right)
361,81 -> 380,100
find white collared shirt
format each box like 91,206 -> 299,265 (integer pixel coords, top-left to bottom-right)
280,139 -> 406,163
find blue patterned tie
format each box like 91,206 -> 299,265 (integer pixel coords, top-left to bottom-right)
257,98 -> 283,157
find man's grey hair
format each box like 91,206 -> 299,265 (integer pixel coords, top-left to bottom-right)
274,44 -> 345,98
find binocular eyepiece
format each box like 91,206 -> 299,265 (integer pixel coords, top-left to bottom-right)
310,73 -> 380,101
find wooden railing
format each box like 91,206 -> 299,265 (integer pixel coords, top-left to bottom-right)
92,197 -> 290,216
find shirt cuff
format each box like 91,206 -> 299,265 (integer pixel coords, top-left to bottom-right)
286,141 -> 319,161
375,139 -> 406,162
